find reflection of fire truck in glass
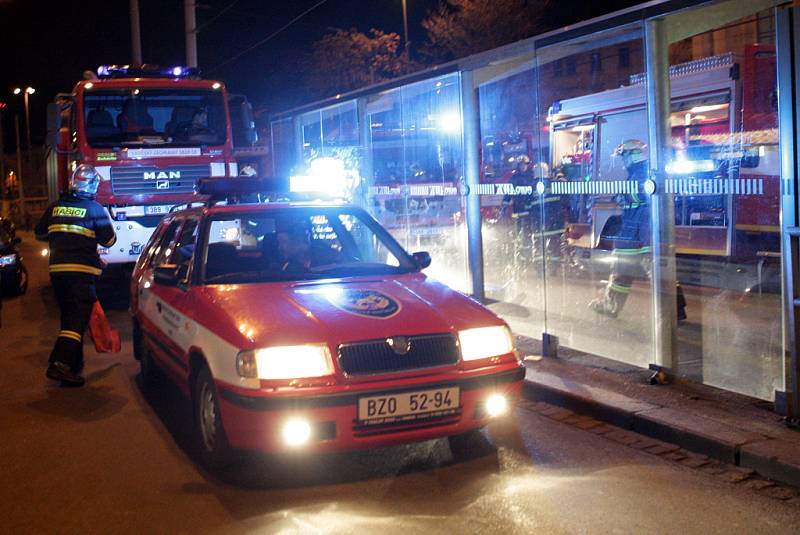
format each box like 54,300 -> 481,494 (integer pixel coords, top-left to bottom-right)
46,65 -> 257,267
367,124 -> 465,249
548,46 -> 779,273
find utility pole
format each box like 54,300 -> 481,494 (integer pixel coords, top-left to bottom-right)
130,0 -> 143,65
401,0 -> 410,52
184,0 -> 198,68
14,116 -> 27,225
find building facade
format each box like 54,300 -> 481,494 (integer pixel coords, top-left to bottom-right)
270,0 -> 800,416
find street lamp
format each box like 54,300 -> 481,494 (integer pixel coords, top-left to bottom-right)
12,86 -> 35,152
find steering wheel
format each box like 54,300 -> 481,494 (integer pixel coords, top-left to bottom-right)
174,123 -> 210,137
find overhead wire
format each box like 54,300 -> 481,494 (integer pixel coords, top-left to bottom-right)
207,0 -> 330,73
197,0 -> 241,33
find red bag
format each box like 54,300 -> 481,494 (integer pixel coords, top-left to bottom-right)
88,301 -> 121,353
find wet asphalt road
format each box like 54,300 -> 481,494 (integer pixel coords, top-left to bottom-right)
2,233 -> 799,534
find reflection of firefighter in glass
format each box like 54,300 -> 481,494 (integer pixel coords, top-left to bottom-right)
589,140 -> 652,318
589,139 -> 687,320
502,155 -> 571,266
500,155 -> 535,265
502,154 -> 534,216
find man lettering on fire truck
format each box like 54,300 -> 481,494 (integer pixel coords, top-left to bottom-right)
35,164 -> 116,386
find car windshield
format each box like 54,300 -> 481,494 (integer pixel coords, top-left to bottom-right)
202,209 -> 418,284
83,89 -> 226,147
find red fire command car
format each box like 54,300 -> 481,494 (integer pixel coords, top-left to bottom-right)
130,185 -> 524,467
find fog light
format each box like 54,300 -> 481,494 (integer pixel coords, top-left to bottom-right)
486,394 -> 508,417
282,419 -> 311,446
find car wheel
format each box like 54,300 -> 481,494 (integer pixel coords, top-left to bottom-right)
193,365 -> 232,469
448,428 -> 494,461
134,320 -> 159,386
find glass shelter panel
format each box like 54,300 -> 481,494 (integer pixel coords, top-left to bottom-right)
366,74 -> 469,293
295,101 -> 361,200
270,117 -> 295,177
477,62 -> 546,335
320,101 -> 359,163
664,8 -> 783,400
538,27 -> 654,367
300,110 -> 323,163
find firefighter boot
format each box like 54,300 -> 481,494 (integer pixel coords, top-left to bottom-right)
589,284 -> 629,318
46,362 -> 85,387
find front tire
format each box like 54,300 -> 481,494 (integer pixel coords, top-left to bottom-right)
133,320 -> 159,387
193,366 -> 232,469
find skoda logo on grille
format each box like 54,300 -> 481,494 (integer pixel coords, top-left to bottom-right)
386,336 -> 411,356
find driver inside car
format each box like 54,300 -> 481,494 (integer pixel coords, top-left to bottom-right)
276,226 -> 312,273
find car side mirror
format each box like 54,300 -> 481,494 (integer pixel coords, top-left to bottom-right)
153,265 -> 180,286
412,251 -> 431,269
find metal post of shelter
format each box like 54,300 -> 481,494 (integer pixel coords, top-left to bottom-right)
459,70 -> 485,301
292,115 -> 305,177
356,97 -> 372,211
777,5 -> 799,421
645,17 -> 677,372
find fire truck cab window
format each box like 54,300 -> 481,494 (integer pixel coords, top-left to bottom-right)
83,89 -> 226,147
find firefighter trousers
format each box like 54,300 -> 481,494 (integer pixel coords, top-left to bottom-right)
48,272 -> 97,372
604,245 -> 653,313
602,246 -> 687,320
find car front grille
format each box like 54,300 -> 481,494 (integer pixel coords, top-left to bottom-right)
110,164 -> 209,195
337,333 -> 460,376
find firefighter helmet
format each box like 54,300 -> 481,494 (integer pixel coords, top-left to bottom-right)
613,139 -> 647,164
70,164 -> 101,198
532,162 -> 550,180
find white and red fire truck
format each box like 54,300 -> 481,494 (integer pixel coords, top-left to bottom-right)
46,65 -> 259,267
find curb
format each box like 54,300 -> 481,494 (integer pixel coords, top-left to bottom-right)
522,376 -> 800,488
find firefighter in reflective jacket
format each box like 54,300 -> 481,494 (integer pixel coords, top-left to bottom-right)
589,140 -> 651,318
35,164 -> 116,386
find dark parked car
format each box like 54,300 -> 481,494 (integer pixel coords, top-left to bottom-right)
0,218 -> 28,296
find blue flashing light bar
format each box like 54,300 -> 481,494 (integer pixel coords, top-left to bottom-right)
96,64 -> 200,79
192,179 -> 333,206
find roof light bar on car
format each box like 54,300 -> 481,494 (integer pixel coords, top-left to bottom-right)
95,64 -> 201,79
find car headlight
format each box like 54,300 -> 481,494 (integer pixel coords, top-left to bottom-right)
236,344 -> 334,380
0,254 -> 17,267
458,326 -> 514,361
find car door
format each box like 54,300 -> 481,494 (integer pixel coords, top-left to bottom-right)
139,217 -> 196,381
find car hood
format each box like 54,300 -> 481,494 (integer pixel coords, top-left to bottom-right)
195,273 -> 502,348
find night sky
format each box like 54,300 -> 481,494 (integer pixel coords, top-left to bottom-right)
0,0 -> 641,148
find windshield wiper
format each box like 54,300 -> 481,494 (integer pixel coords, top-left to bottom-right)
204,269 -> 323,284
309,263 -> 409,276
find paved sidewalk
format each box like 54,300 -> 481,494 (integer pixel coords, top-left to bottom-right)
516,336 -> 800,488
